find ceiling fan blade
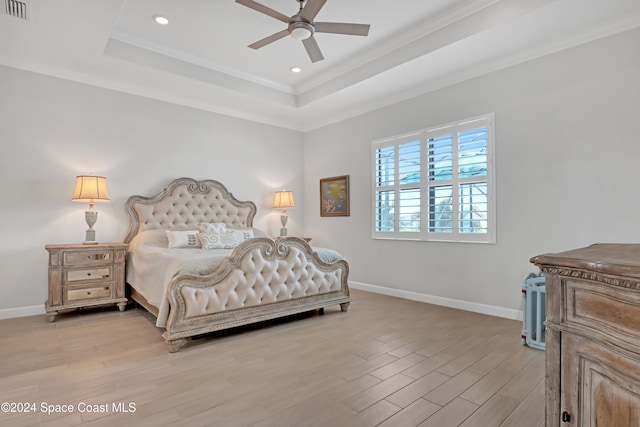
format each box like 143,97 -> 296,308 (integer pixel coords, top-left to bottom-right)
315,22 -> 370,36
300,0 -> 327,22
236,0 -> 290,24
302,36 -> 324,63
248,29 -> 289,49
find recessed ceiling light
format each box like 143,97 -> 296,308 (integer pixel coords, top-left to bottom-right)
290,67 -> 302,73
152,14 -> 169,25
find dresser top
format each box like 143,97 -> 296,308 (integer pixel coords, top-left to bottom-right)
531,243 -> 640,280
45,243 -> 128,250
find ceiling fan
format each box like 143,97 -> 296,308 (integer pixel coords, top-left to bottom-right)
236,0 -> 370,63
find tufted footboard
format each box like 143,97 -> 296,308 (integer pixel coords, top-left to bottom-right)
162,237 -> 350,352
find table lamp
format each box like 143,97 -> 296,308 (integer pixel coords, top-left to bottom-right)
273,190 -> 295,236
72,175 -> 110,244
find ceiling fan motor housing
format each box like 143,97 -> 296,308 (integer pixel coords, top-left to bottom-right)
289,15 -> 314,40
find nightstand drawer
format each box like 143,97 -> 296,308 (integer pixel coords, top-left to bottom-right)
64,250 -> 112,266
66,267 -> 111,282
65,285 -> 112,302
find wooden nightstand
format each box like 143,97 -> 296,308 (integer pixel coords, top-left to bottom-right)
45,243 -> 128,322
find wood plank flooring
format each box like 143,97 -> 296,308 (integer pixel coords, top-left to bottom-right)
0,289 -> 545,426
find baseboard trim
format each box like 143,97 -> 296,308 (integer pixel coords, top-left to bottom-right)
0,304 -> 45,320
349,281 -> 523,321
1,285 -> 523,322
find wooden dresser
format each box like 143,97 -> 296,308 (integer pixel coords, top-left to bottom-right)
45,243 -> 128,322
531,244 -> 640,426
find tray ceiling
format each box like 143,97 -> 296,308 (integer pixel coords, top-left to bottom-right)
1,0 -> 639,131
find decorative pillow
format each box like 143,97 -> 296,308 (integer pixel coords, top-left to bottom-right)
166,230 -> 201,249
228,228 -> 255,243
198,222 -> 227,233
198,231 -> 239,249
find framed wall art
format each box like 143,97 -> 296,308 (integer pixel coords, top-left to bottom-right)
320,175 -> 350,217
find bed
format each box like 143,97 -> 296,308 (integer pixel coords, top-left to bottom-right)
124,177 -> 350,352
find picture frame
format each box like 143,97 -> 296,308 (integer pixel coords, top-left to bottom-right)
320,175 -> 350,217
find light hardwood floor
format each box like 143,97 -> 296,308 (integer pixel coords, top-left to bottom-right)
0,289 -> 545,426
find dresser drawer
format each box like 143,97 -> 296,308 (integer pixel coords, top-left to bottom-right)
65,285 -> 112,302
63,250 -> 113,266
66,267 -> 111,283
565,279 -> 640,338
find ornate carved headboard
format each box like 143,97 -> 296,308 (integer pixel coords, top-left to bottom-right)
124,178 -> 257,244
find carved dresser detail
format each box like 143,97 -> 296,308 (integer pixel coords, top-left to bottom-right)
531,243 -> 640,427
45,243 -> 128,322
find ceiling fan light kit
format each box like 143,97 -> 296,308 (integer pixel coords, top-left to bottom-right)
236,0 -> 370,63
289,20 -> 314,40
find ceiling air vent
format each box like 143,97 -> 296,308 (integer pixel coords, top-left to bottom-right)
4,0 -> 28,20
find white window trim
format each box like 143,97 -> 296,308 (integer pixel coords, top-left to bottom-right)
372,113 -> 496,244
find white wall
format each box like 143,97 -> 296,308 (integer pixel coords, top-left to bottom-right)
3,27 -> 639,320
303,28 -> 640,318
0,65 -> 304,314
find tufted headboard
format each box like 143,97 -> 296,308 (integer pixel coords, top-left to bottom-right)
124,178 -> 257,244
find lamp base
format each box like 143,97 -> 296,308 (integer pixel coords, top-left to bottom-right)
83,229 -> 98,245
279,212 -> 288,237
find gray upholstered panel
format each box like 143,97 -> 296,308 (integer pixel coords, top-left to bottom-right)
124,178 -> 256,243
179,244 -> 345,317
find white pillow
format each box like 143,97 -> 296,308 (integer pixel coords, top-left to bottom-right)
229,228 -> 255,243
198,222 -> 227,233
198,231 -> 239,249
166,230 -> 201,249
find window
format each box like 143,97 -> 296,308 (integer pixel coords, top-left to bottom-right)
373,114 -> 495,243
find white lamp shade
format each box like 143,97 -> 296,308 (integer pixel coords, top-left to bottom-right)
273,190 -> 295,209
72,176 -> 110,202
